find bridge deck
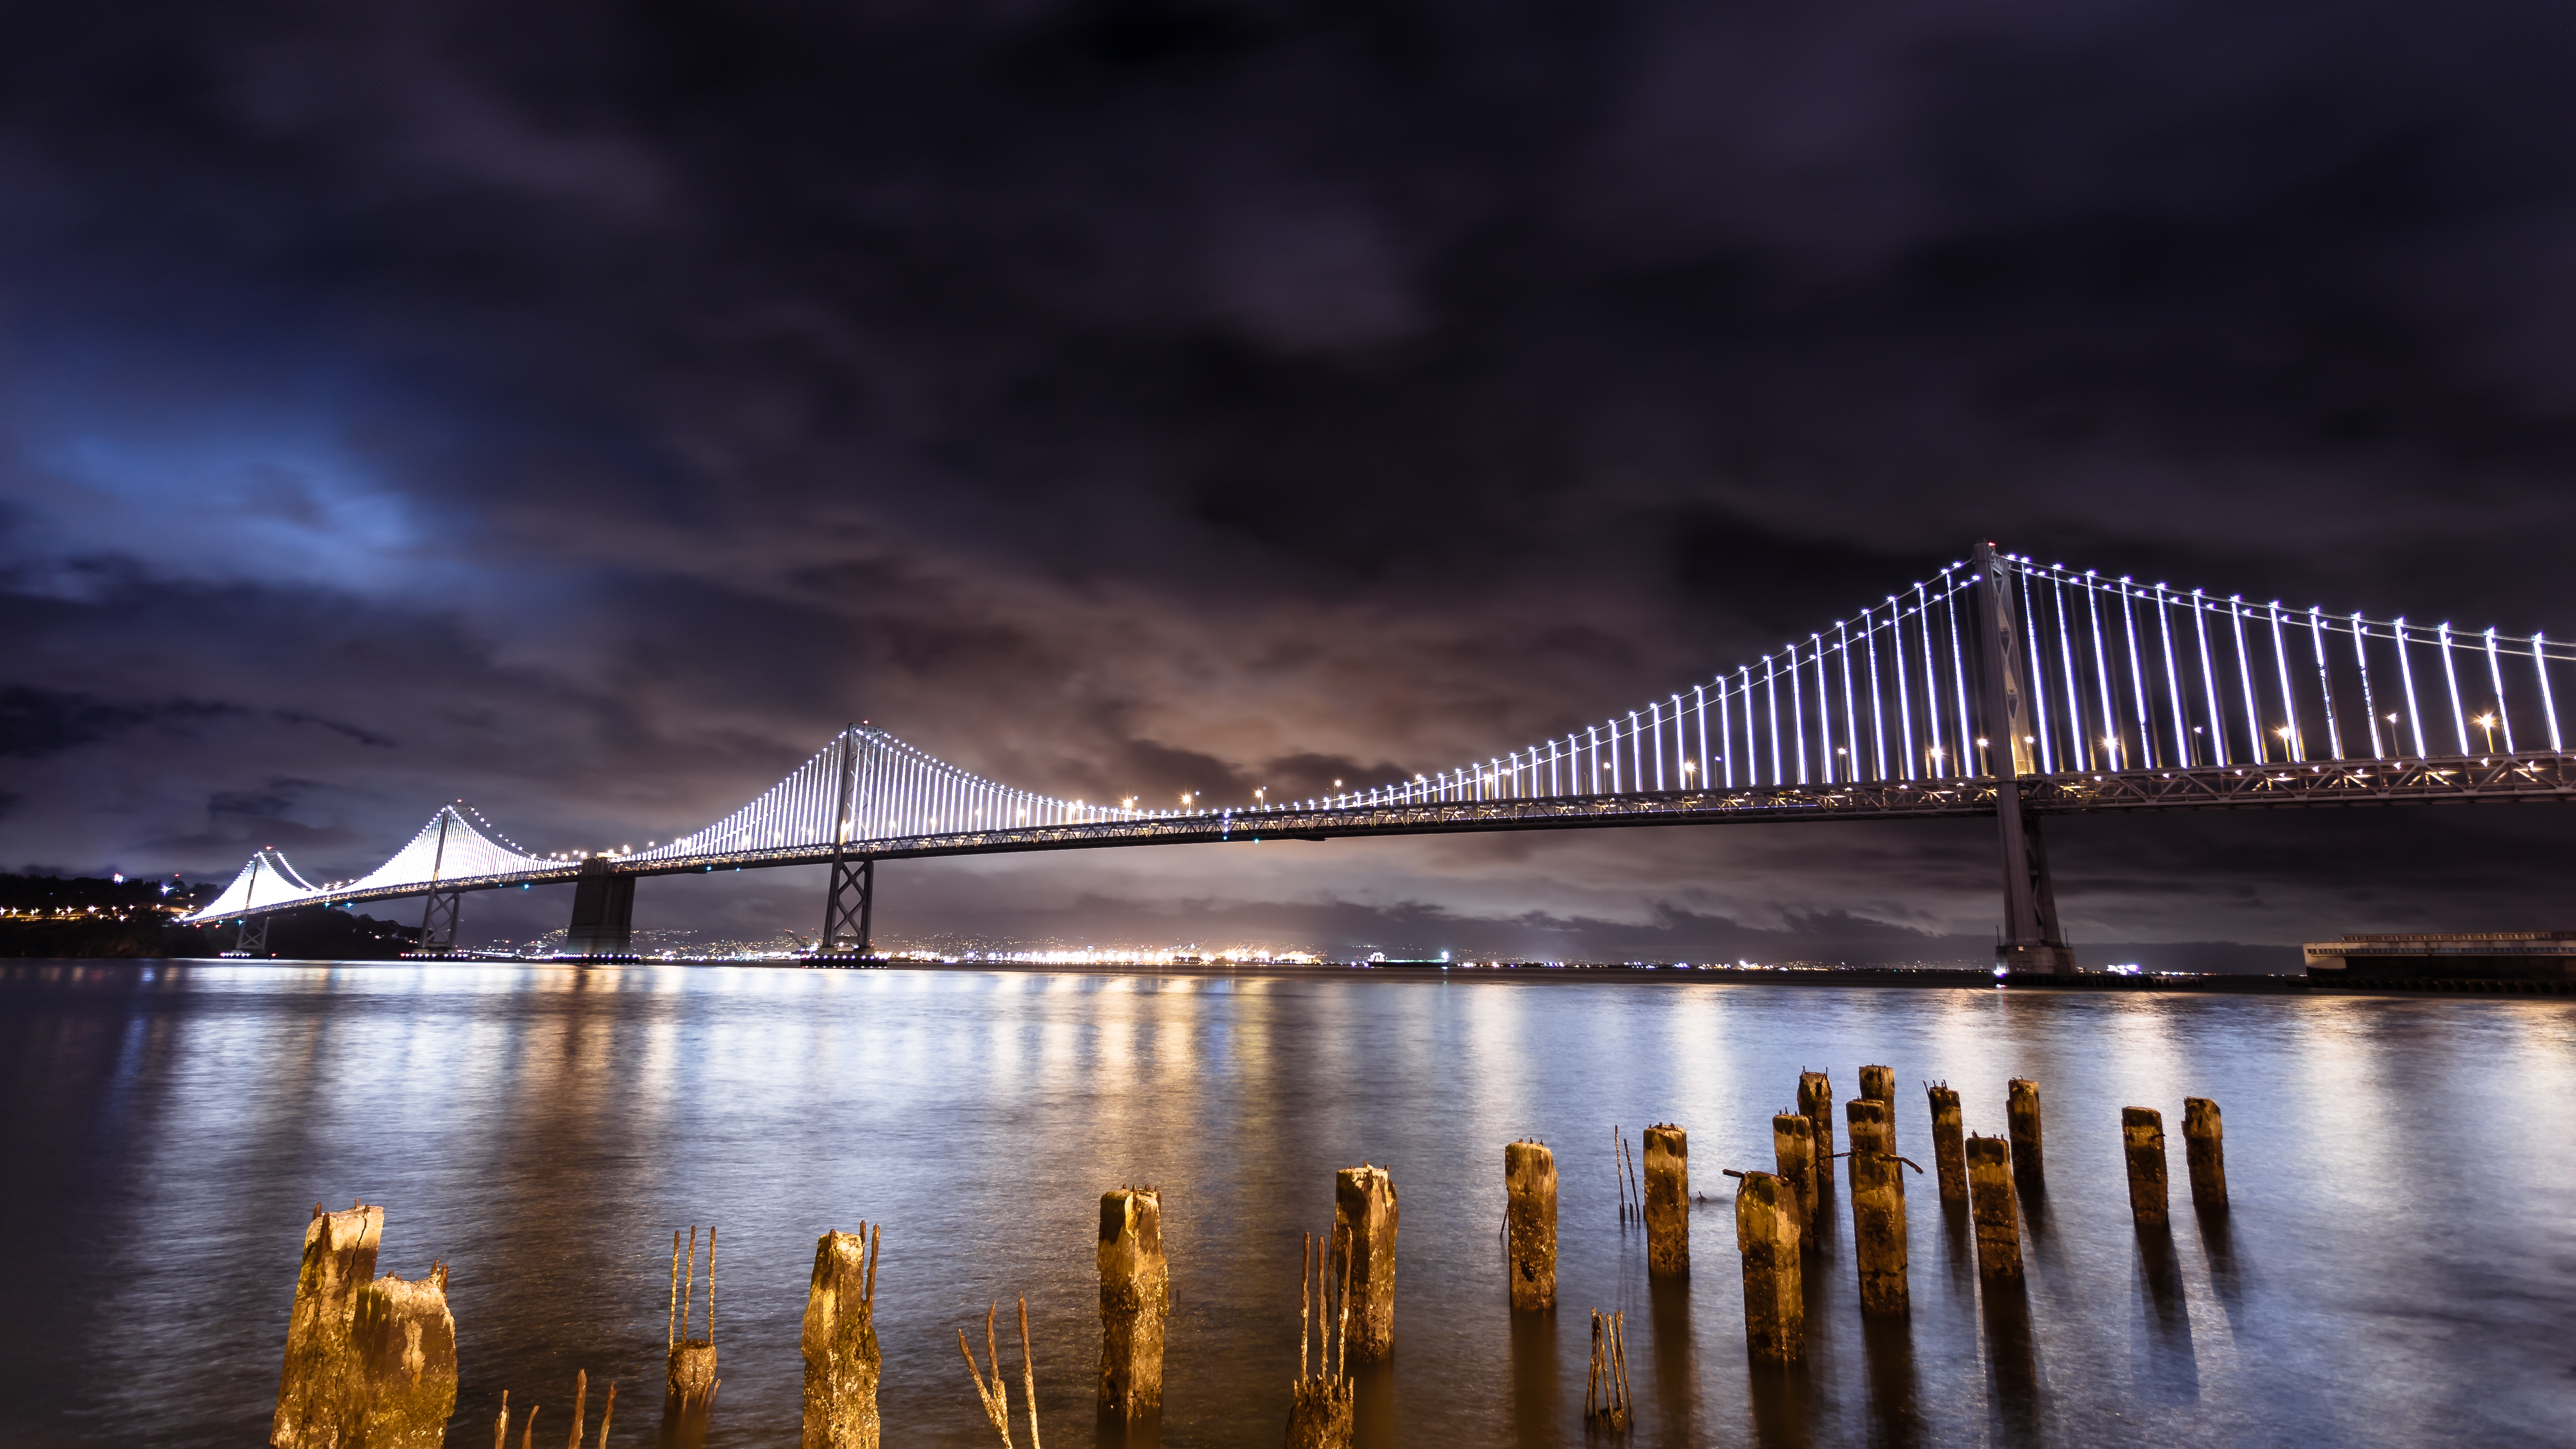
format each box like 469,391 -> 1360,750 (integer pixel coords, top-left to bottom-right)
246,753 -> 2575,916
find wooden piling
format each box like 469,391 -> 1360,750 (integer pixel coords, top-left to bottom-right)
1097,1188 -> 1168,1421
1503,1142 -> 1557,1311
667,1227 -> 719,1411
1797,1071 -> 1836,1173
1641,1124 -> 1689,1278
347,1262 -> 458,1447
1734,1171 -> 1804,1363
801,1224 -> 882,1448
1966,1134 -> 2023,1280
957,1297 -> 1043,1447
1927,1083 -> 1968,1205
1332,1165 -> 1399,1363
2122,1107 -> 2170,1228
2007,1078 -> 2044,1182
2183,1097 -> 2227,1212
1287,1231 -> 1354,1449
1583,1310 -> 1631,1430
273,1202 -> 384,1449
1845,1101 -> 1908,1315
1859,1064 -> 1895,1142
1770,1114 -> 1815,1236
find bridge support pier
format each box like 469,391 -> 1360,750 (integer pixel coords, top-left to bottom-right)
821,857 -> 873,957
565,859 -> 634,958
1975,541 -> 2079,975
417,891 -> 462,955
236,915 -> 270,955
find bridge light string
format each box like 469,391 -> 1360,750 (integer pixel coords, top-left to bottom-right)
2536,633 -> 2563,752
1917,583 -> 1944,780
2483,628 -> 2514,754
2083,573 -> 2116,771
2437,624 -> 2469,755
1985,559 -> 2576,783
2265,602 -> 2301,761
2308,607 -> 2344,761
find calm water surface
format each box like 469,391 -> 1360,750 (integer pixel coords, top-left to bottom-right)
1,962 -> 2569,1447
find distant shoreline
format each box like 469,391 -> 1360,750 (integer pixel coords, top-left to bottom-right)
30,955 -> 2569,996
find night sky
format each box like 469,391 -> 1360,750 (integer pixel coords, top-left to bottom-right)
6,0 -> 2574,964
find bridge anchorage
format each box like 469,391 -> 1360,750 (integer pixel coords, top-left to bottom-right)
189,542 -> 2576,970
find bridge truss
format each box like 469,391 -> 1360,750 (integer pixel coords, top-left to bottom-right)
189,546 -> 2576,966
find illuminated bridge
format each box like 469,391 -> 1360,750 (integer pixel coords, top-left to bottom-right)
187,544 -> 2576,969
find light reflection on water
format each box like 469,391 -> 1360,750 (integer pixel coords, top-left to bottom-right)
1,962 -> 2571,1447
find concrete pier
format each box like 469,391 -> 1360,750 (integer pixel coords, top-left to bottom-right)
1798,1071 -> 1836,1172
273,1202 -> 383,1449
1845,1101 -> 1908,1315
1333,1165 -> 1400,1363
1733,1171 -> 1804,1363
1098,1188 -> 1169,1420
801,1226 -> 881,1449
1967,1135 -> 2023,1280
1642,1124 -> 1689,1278
565,857 -> 636,957
1927,1083 -> 1968,1205
2007,1077 -> 2044,1183
1504,1142 -> 1557,1312
2122,1107 -> 2170,1228
1771,1113 -> 1815,1235
2183,1097 -> 2228,1212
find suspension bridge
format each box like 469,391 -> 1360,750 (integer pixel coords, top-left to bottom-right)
187,544 -> 2576,968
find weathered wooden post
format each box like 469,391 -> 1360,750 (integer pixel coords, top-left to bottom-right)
801,1224 -> 881,1448
1583,1310 -> 1631,1430
1770,1113 -> 1815,1235
666,1228 -> 718,1414
275,1203 -> 383,1448
1967,1134 -> 2023,1280
1859,1064 -> 1896,1146
1503,1142 -> 1557,1311
1927,1083 -> 1968,1205
1641,1124 -> 1689,1277
1333,1165 -> 1399,1363
1099,1188 -> 1169,1421
2007,1078 -> 2044,1182
2183,1097 -> 2228,1212
274,1203 -> 460,1449
1733,1171 -> 1804,1363
1797,1071 -> 1836,1173
1845,1101 -> 1908,1314
347,1263 -> 458,1447
1287,1232 -> 1354,1449
2122,1107 -> 2170,1227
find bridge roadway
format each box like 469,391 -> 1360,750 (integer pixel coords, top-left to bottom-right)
271,751 -> 2576,917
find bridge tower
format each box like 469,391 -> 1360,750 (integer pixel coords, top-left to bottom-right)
231,853 -> 271,954
1972,541 -> 2078,974
820,725 -> 875,957
415,810 -> 463,955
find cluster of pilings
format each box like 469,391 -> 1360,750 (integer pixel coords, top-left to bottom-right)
1677,1068 -> 2233,1368
271,1087 -> 2227,1446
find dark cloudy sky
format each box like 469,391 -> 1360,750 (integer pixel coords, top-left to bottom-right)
6,0 -> 2575,964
